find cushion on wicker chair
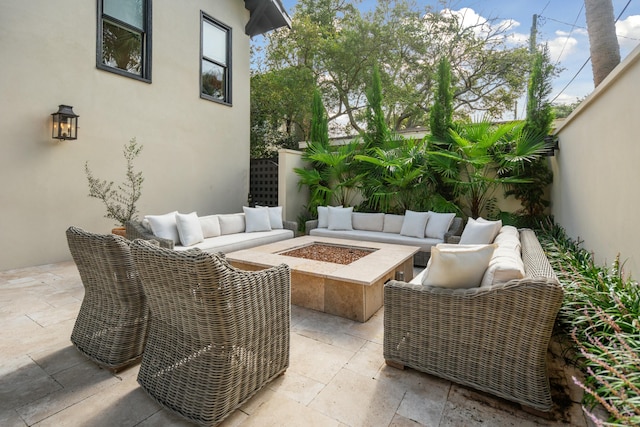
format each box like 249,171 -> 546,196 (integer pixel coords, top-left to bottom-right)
422,243 -> 496,289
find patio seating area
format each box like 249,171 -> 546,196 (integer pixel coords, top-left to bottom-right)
1,260 -> 590,426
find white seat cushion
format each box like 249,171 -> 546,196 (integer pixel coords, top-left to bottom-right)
175,229 -> 294,253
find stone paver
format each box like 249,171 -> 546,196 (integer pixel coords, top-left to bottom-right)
0,261 -> 588,426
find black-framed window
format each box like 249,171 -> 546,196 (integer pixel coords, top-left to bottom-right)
97,0 -> 152,82
201,13 -> 231,105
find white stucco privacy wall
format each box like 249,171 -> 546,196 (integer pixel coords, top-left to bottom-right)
0,1 -> 253,270
552,44 -> 640,278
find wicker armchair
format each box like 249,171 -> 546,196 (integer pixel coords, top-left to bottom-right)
383,229 -> 563,412
66,226 -> 149,371
130,239 -> 291,426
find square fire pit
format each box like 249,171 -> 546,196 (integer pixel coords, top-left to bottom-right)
227,236 -> 419,322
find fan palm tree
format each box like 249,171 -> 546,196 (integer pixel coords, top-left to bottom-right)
430,120 -> 548,218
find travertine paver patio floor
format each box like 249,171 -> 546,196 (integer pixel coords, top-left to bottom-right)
1,261 -> 589,426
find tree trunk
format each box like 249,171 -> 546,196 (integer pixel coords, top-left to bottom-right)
584,0 -> 621,87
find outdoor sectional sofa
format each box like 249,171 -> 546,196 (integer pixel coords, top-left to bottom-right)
305,206 -> 463,266
126,207 -> 296,253
383,227 -> 563,412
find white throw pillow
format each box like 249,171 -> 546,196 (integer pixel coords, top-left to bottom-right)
459,217 -> 502,244
218,214 -> 246,235
175,212 -> 204,246
199,215 -> 221,238
425,212 -> 456,240
383,214 -> 405,234
400,210 -> 429,238
266,206 -> 284,229
328,206 -> 354,230
317,205 -> 342,228
422,243 -> 496,289
352,212 -> 385,232
243,206 -> 272,233
145,211 -> 180,244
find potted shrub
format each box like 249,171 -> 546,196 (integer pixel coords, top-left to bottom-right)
85,138 -> 144,236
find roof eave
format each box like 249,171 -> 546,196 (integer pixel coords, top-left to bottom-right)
244,0 -> 292,37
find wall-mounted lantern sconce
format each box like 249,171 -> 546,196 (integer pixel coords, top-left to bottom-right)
543,135 -> 559,156
51,105 -> 79,140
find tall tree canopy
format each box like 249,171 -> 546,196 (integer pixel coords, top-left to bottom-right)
252,0 -> 531,143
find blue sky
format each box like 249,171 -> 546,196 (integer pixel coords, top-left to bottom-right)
277,0 -> 640,113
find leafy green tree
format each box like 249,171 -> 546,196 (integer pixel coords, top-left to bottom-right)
256,0 -> 531,134
430,56 -> 453,140
552,99 -> 583,118
250,67 -> 314,157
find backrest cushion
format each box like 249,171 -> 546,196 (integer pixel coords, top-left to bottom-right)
352,212 -> 385,232
383,214 -> 405,233
422,243 -> 496,289
199,215 -> 221,238
400,210 -> 430,238
175,212 -> 204,246
425,211 -> 456,240
480,227 -> 525,287
218,213 -> 246,235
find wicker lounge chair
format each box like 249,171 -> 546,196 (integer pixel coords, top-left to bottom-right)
66,226 -> 149,371
130,239 -> 291,426
383,229 -> 563,412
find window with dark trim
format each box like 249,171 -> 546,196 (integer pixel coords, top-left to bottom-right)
97,0 -> 152,82
201,12 -> 232,105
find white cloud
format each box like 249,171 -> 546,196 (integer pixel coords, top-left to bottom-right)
616,15 -> 640,51
441,7 -> 520,41
547,31 -> 579,62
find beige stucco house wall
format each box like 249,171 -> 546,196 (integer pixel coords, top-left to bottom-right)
552,44 -> 640,278
0,1 -> 288,270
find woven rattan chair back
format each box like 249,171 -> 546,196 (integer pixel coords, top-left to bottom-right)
130,239 -> 291,426
66,226 -> 149,371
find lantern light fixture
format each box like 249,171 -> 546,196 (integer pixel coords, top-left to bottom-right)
51,105 -> 79,140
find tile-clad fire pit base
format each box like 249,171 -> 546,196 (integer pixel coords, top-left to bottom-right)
227,236 -> 419,322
